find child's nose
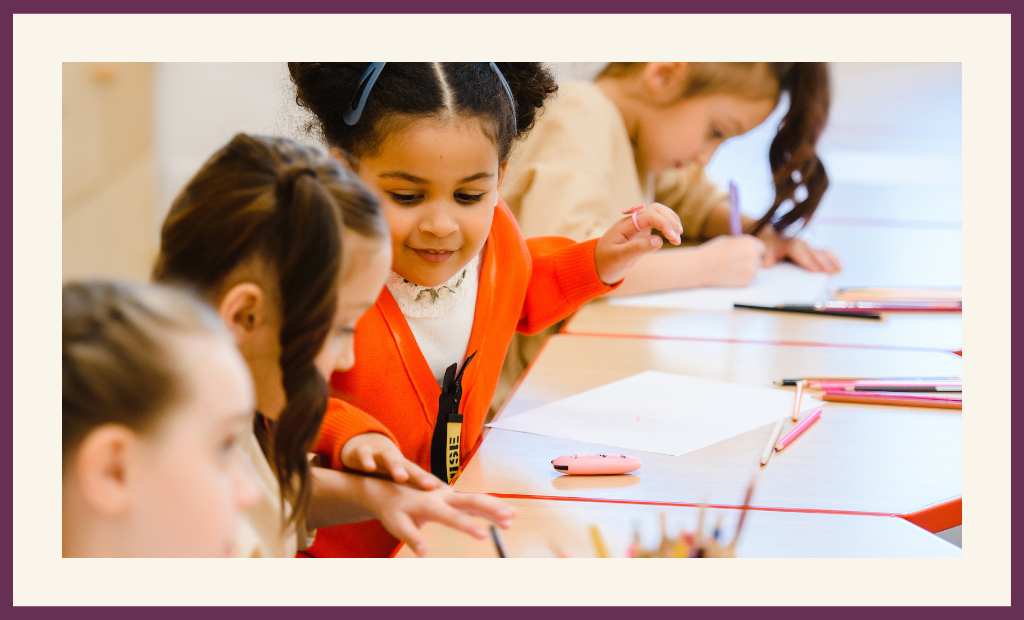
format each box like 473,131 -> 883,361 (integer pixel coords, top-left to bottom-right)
695,145 -> 716,167
334,345 -> 355,373
233,454 -> 261,511
418,202 -> 458,238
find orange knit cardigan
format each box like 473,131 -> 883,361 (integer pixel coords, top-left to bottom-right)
305,200 -> 616,557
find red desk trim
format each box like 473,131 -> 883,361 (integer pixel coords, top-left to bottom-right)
898,496 -> 962,533
561,330 -> 955,354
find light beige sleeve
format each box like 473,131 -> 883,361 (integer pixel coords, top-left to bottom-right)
655,164 -> 729,240
505,102 -> 623,242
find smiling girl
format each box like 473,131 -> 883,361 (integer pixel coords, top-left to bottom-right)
288,62 -> 683,557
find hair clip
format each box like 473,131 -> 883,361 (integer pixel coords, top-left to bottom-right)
343,62 -> 386,126
489,63 -> 517,135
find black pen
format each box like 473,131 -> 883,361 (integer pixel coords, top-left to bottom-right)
491,525 -> 507,558
733,303 -> 882,320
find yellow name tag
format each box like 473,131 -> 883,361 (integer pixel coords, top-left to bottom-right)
446,420 -> 462,484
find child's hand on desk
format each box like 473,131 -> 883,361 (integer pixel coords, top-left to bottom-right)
595,202 -> 684,285
757,227 -> 842,274
694,235 -> 766,287
341,432 -> 439,490
361,478 -> 516,557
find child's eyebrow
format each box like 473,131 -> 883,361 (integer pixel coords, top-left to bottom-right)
378,171 -> 429,184
458,172 -> 495,183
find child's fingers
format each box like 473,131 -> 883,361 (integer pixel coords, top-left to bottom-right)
447,492 -> 517,526
424,500 -> 489,540
378,449 -> 409,482
357,446 -> 377,472
388,512 -> 428,557
634,206 -> 683,245
788,241 -> 825,272
404,462 -> 442,490
820,249 -> 842,274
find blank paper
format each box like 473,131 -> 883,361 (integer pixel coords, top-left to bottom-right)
487,371 -> 823,457
606,263 -> 831,312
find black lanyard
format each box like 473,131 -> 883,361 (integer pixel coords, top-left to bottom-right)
430,351 -> 478,484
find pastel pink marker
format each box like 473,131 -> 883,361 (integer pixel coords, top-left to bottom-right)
551,453 -> 642,475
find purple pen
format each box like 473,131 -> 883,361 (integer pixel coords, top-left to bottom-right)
728,181 -> 742,236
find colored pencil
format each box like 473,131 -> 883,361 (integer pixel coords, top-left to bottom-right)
777,376 -> 958,387
822,392 -> 962,410
590,524 -> 609,558
819,380 -> 961,392
791,380 -> 804,422
734,303 -> 882,320
729,478 -> 756,550
728,181 -> 742,236
775,407 -> 822,451
490,525 -> 507,558
760,419 -> 786,466
848,385 -> 960,392
825,389 -> 961,401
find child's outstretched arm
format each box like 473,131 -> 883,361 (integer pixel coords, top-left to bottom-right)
308,467 -> 515,557
314,398 -> 436,490
594,203 -> 684,285
602,236 -> 767,297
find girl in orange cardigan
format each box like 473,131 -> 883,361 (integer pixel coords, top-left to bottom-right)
289,62 -> 684,557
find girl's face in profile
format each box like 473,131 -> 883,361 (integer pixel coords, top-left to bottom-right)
355,117 -> 502,288
127,332 -> 258,557
637,93 -> 776,174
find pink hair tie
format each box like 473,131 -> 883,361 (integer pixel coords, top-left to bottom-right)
622,204 -> 644,232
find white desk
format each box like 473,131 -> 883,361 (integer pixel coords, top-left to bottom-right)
395,498 -> 961,558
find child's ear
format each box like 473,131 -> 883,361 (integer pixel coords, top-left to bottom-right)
496,161 -> 508,191
329,147 -> 357,172
643,62 -> 689,104
218,283 -> 268,345
74,425 -> 137,517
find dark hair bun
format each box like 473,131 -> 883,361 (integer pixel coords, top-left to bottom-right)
289,62 -> 558,163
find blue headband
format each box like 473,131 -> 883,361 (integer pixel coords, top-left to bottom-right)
489,62 -> 517,135
342,62 -> 517,135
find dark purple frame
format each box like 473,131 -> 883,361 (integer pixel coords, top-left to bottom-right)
10,0 -> 1018,616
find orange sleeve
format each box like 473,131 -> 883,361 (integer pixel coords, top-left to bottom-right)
517,237 -> 620,335
313,398 -> 400,471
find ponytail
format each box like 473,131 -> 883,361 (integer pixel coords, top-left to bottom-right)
153,133 -> 383,528
751,63 -> 831,236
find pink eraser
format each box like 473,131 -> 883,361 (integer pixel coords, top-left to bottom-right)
551,453 -> 641,475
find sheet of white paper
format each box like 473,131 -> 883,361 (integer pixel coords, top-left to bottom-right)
607,263 -> 831,311
486,371 -> 823,457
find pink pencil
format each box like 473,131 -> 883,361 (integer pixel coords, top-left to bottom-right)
775,407 -> 822,451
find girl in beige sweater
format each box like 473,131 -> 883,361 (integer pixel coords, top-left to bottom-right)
496,63 -> 840,411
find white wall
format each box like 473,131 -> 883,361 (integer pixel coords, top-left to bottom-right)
153,62 -> 962,232
153,62 -> 608,226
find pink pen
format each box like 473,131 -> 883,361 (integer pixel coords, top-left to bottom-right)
775,407 -> 822,451
552,453 -> 641,475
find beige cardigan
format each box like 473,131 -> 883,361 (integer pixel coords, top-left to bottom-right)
233,431 -> 313,558
501,81 -> 727,243
492,82 -> 728,415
